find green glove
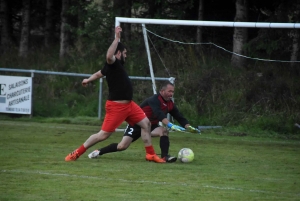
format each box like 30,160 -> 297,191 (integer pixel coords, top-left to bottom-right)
167,123 -> 186,132
187,126 -> 201,134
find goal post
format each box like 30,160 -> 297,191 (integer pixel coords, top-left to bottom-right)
142,23 -> 157,94
115,17 -> 300,95
115,17 -> 300,28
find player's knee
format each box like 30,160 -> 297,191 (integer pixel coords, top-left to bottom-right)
162,128 -> 169,136
144,119 -> 151,129
117,143 -> 129,151
137,118 -> 151,132
145,120 -> 151,131
95,131 -> 111,141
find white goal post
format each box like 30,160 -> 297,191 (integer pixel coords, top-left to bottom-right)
115,17 -> 300,29
115,17 -> 300,94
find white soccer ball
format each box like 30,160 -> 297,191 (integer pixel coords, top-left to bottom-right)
178,148 -> 194,163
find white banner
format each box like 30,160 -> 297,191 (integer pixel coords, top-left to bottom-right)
0,75 -> 32,114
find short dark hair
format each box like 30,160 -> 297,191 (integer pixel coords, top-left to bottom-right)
160,81 -> 174,90
114,42 -> 126,55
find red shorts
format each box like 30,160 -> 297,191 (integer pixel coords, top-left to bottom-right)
101,100 -> 146,132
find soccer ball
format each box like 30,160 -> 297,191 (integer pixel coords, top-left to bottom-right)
178,148 -> 194,163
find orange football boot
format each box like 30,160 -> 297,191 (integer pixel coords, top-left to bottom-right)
65,150 -> 79,161
145,154 -> 166,163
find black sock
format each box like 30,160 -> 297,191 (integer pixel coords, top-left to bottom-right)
99,143 -> 118,155
160,136 -> 170,158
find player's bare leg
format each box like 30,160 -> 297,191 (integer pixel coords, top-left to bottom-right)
117,136 -> 133,150
65,130 -> 112,161
151,127 -> 177,163
138,118 -> 152,146
137,118 -> 165,163
83,130 -> 112,148
88,136 -> 133,159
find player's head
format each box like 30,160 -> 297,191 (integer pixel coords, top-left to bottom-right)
159,81 -> 174,101
114,42 -> 127,64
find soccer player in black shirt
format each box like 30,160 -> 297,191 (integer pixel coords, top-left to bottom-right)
88,81 -> 200,162
65,26 -> 165,163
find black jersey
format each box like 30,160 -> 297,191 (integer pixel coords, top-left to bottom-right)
140,94 -> 189,127
101,59 -> 133,100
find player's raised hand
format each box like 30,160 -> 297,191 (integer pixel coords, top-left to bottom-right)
187,126 -> 201,134
115,26 -> 122,39
167,122 -> 185,132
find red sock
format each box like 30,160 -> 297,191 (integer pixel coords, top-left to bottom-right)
145,145 -> 155,155
77,144 -> 87,156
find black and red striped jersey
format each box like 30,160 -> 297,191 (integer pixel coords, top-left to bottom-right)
140,94 -> 189,127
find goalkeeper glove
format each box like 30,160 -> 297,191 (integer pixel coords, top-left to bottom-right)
167,122 -> 186,132
187,126 -> 201,134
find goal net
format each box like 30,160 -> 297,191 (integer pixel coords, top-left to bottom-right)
115,17 -> 300,127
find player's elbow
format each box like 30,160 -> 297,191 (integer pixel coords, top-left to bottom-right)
106,55 -> 114,64
95,71 -> 102,78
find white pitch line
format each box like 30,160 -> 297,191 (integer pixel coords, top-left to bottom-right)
1,169 -> 299,197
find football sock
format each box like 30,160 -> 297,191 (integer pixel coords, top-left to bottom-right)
145,145 -> 155,155
77,144 -> 87,156
160,136 -> 170,158
99,143 -> 118,155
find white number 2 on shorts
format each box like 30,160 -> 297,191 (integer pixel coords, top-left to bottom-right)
124,124 -> 134,135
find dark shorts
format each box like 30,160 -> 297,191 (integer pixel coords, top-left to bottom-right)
123,124 -> 159,142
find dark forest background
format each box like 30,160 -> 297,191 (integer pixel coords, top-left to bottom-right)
0,0 -> 300,137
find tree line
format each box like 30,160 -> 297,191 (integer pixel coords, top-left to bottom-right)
0,0 -> 299,68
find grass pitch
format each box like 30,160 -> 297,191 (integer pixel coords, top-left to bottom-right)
0,120 -> 299,201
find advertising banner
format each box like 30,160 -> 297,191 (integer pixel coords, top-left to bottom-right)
0,75 -> 32,114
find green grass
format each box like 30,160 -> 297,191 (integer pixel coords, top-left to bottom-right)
0,120 -> 300,201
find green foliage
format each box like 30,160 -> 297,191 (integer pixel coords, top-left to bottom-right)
67,0 -> 114,66
14,69 -> 99,118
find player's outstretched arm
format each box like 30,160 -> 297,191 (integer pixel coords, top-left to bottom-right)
185,125 -> 201,134
167,122 -> 185,132
82,70 -> 103,87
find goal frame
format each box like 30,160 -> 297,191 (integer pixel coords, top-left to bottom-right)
115,17 -> 300,94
